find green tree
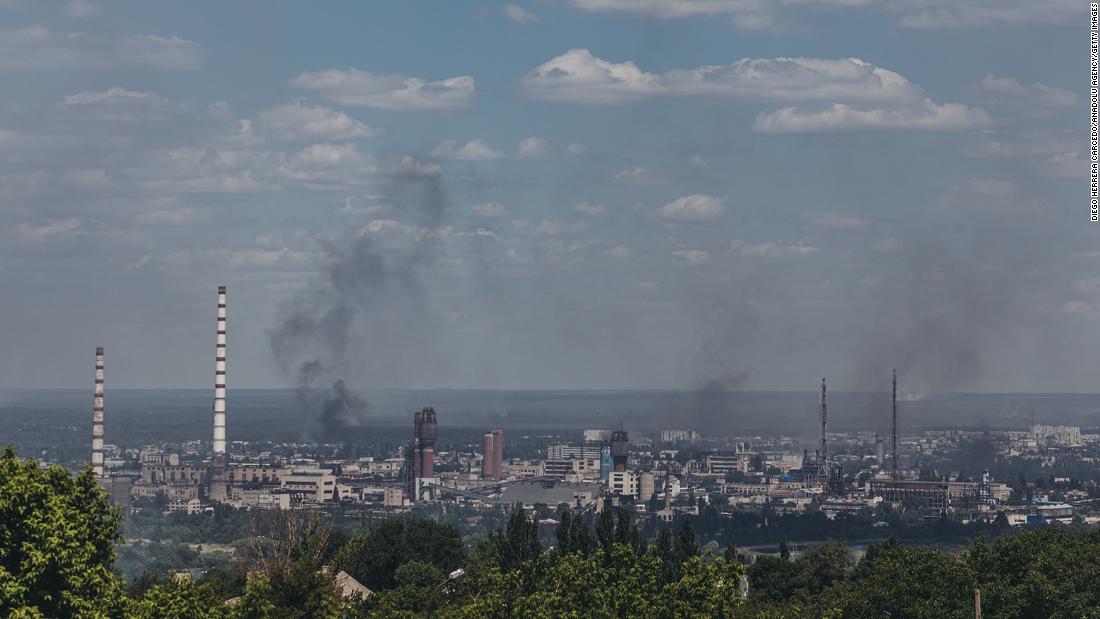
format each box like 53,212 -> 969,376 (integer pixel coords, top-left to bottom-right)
335,517 -> 464,591
495,506 -> 541,572
127,579 -> 229,619
0,446 -> 125,617
839,538 -> 977,618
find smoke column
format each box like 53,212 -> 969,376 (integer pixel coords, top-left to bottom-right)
269,173 -> 448,437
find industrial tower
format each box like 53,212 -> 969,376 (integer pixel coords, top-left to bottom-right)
208,285 -> 229,502
91,347 -> 105,478
891,369 -> 899,480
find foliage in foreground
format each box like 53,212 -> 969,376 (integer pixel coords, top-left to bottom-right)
4,446 -> 1100,618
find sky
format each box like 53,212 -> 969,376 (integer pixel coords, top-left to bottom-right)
0,0 -> 1094,395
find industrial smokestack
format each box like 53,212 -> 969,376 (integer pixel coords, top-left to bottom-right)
91,346 -> 104,478
415,407 -> 438,478
481,430 -> 495,480
819,378 -> 827,464
208,286 -> 229,503
892,368 -> 899,480
213,285 -> 227,457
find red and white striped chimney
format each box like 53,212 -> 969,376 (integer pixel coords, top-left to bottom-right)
213,286 -> 227,457
92,346 -> 105,477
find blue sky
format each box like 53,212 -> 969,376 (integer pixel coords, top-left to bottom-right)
0,0 -> 1093,395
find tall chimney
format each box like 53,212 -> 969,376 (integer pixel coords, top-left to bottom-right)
492,429 -> 503,479
417,407 -> 438,478
213,286 -> 227,457
92,346 -> 105,478
481,431 -> 496,480
207,286 -> 229,502
819,378 -> 827,465
892,369 -> 899,480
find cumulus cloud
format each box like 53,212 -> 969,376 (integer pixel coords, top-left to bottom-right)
431,138 -> 505,160
243,101 -> 374,142
753,100 -> 990,133
518,136 -> 550,158
337,195 -> 391,216
574,201 -> 608,216
611,167 -> 664,184
505,4 -> 542,23
565,142 -> 587,156
471,202 -> 509,218
659,194 -> 726,221
291,68 -> 475,110
59,87 -> 181,122
522,49 -> 661,104
524,50 -> 986,133
0,26 -> 203,70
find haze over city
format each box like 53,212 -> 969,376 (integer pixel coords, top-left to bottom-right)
0,1 -> 1091,395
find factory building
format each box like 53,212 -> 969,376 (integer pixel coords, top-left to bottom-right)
547,444 -> 601,460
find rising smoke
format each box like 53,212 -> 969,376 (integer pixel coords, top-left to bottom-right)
268,171 -> 448,438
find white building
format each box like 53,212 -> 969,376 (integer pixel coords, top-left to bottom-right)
280,469 -> 336,502
608,471 -> 639,498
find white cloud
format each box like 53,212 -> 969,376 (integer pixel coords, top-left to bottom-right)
670,249 -> 710,265
522,49 -> 661,104
604,245 -> 631,257
659,194 -> 726,221
518,136 -> 549,158
505,4 -> 542,23
688,154 -> 709,169
574,201 -> 608,216
611,167 -> 664,184
431,138 -> 504,160
800,212 -> 870,230
59,87 -> 180,122
338,195 -> 391,216
524,50 -> 986,133
975,74 -> 1078,118
729,239 -> 818,257
291,68 -> 475,110
133,143 -> 433,194
64,0 -> 100,18
471,202 -> 510,218
0,26 -> 203,70
248,101 -> 374,142
565,142 -> 587,156
753,100 -> 990,133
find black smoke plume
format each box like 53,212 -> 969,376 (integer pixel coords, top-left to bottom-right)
268,171 -> 447,438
